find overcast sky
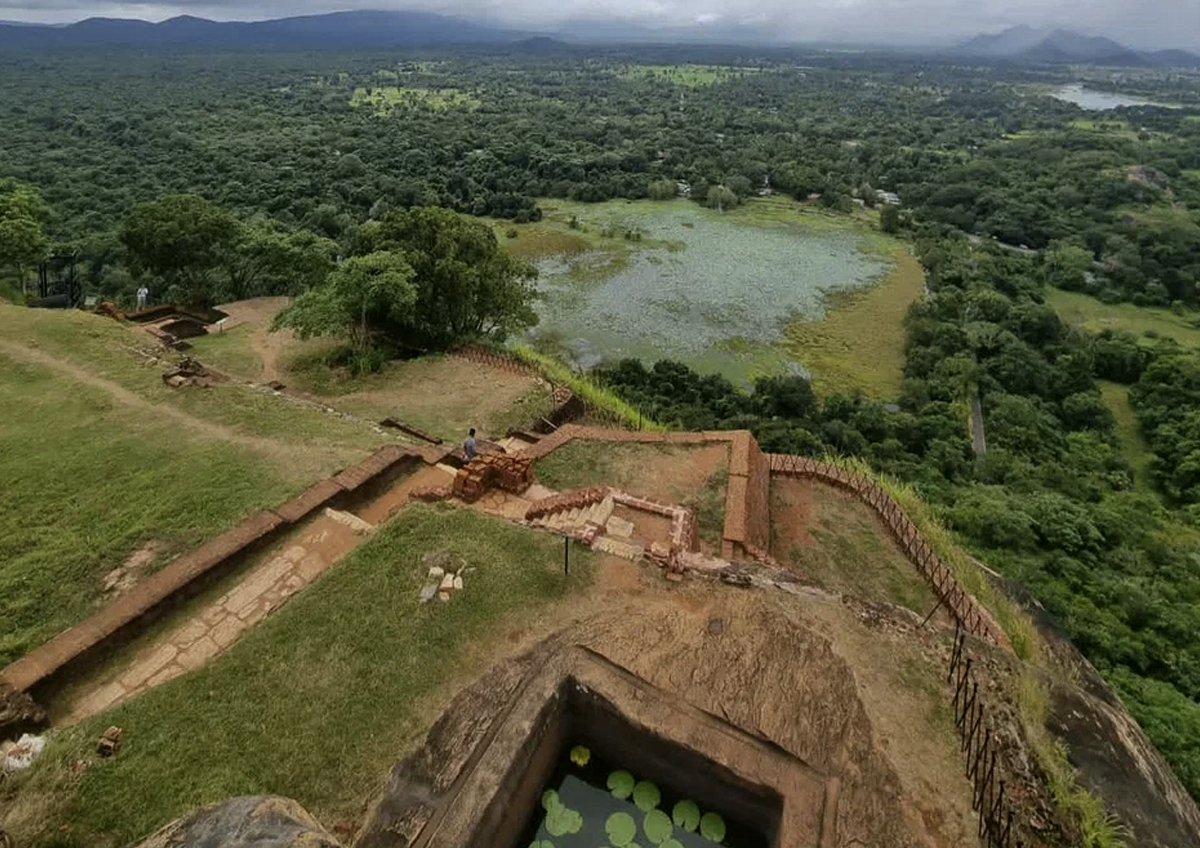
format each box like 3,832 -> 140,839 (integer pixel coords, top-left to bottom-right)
2,0 -> 1196,50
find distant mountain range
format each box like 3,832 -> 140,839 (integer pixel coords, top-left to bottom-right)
956,26 -> 1200,67
0,13 -> 1197,68
0,10 -> 522,48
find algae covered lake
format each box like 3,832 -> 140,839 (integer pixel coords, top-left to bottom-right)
507,199 -> 919,395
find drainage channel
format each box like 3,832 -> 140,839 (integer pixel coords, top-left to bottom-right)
58,464 -> 457,725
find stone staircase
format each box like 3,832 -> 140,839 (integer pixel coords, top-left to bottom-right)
530,494 -> 614,536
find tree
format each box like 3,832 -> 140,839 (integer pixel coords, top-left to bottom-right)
119,194 -> 238,306
272,251 -> 415,369
647,179 -> 677,201
1043,241 -> 1094,291
355,207 -> 538,349
0,178 -> 48,295
879,204 -> 901,234
224,223 -> 337,300
706,185 -> 738,211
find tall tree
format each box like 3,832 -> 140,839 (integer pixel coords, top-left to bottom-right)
0,179 -> 48,296
272,251 -> 415,363
119,194 -> 238,306
357,207 -> 538,349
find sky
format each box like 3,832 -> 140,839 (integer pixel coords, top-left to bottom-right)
1,0 -> 1196,50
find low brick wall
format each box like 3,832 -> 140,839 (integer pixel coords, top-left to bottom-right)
1,444 -> 449,697
767,453 -> 1008,649
723,432 -> 771,561
525,486 -> 610,521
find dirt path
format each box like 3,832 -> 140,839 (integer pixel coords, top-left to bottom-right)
0,338 -> 346,472
250,324 -> 285,383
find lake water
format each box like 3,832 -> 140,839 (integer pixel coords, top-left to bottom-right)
520,743 -> 768,848
1051,84 -> 1180,111
529,201 -> 890,384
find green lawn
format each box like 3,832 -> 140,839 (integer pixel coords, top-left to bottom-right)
0,351 -> 301,667
3,505 -> 596,848
1099,380 -> 1156,493
1046,287 -> 1200,349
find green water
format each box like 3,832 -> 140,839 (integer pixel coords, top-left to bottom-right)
528,201 -> 890,384
520,743 -> 768,848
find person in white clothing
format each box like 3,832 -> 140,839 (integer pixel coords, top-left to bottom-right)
136,285 -> 149,310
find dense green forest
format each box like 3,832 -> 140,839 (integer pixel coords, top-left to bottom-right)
4,44 -> 1200,803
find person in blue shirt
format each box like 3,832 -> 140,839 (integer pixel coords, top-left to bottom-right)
464,428 -> 477,461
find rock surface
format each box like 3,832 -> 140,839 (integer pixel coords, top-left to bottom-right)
0,683 -> 46,741
133,795 -> 341,848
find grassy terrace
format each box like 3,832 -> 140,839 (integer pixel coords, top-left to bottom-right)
3,506 -> 597,848
0,305 -> 394,666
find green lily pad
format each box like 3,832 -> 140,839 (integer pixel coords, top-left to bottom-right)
542,789 -> 561,811
570,745 -> 591,767
632,781 -> 661,811
607,770 -> 635,799
546,804 -> 583,837
606,812 -> 637,846
643,809 -> 672,844
529,841 -> 554,848
672,800 -> 700,832
699,812 -> 726,842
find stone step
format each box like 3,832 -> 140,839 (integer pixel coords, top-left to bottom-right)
592,536 -> 645,562
605,514 -> 635,538
594,496 -> 615,527
323,508 -> 375,535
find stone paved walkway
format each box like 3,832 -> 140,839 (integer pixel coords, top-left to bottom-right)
65,512 -> 367,723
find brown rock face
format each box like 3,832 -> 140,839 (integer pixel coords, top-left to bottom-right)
133,796 -> 341,848
0,682 -> 46,741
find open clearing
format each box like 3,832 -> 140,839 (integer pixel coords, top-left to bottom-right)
349,85 -> 479,113
1099,380 -> 1156,493
1046,286 -> 1200,349
614,64 -> 759,87
188,298 -> 552,442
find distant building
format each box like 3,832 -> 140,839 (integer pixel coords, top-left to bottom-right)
676,181 -> 692,197
876,190 -> 901,206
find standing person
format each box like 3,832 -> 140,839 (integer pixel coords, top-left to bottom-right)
136,284 -> 149,310
464,427 -> 477,461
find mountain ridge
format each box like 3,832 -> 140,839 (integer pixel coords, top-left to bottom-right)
956,26 -> 1199,67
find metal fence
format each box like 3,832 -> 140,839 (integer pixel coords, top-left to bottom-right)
949,622 -> 1021,848
769,452 -> 1021,847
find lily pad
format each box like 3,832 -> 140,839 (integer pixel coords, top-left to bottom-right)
546,804 -> 583,837
542,789 -> 561,811
632,780 -> 661,811
570,745 -> 591,767
643,809 -> 672,844
607,770 -> 635,799
662,841 -> 684,848
672,800 -> 700,832
606,812 -> 637,847
529,842 -> 554,848
699,812 -> 726,843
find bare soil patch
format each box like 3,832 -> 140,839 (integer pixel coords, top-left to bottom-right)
771,477 -> 938,617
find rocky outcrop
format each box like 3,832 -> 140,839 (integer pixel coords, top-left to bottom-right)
133,796 -> 341,848
0,682 -> 46,741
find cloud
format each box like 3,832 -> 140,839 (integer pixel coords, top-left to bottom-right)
2,0 -> 1196,50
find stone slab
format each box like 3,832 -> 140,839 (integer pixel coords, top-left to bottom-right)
272,478 -> 346,524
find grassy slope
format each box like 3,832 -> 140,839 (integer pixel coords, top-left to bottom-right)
0,305 -> 394,665
0,353 -> 299,666
4,505 -> 596,848
1046,287 -> 1200,349
1099,380 -> 1156,493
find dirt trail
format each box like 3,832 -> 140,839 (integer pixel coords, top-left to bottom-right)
0,338 -> 345,472
251,325 -> 285,383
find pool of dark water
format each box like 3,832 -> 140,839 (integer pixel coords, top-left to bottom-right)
518,741 -> 769,847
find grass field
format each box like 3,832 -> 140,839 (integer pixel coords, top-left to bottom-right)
780,246 -> 924,398
350,85 -> 479,113
0,305 -> 402,665
1099,381 -> 1156,493
0,348 -> 301,667
2,505 -> 597,848
1046,287 -> 1200,349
